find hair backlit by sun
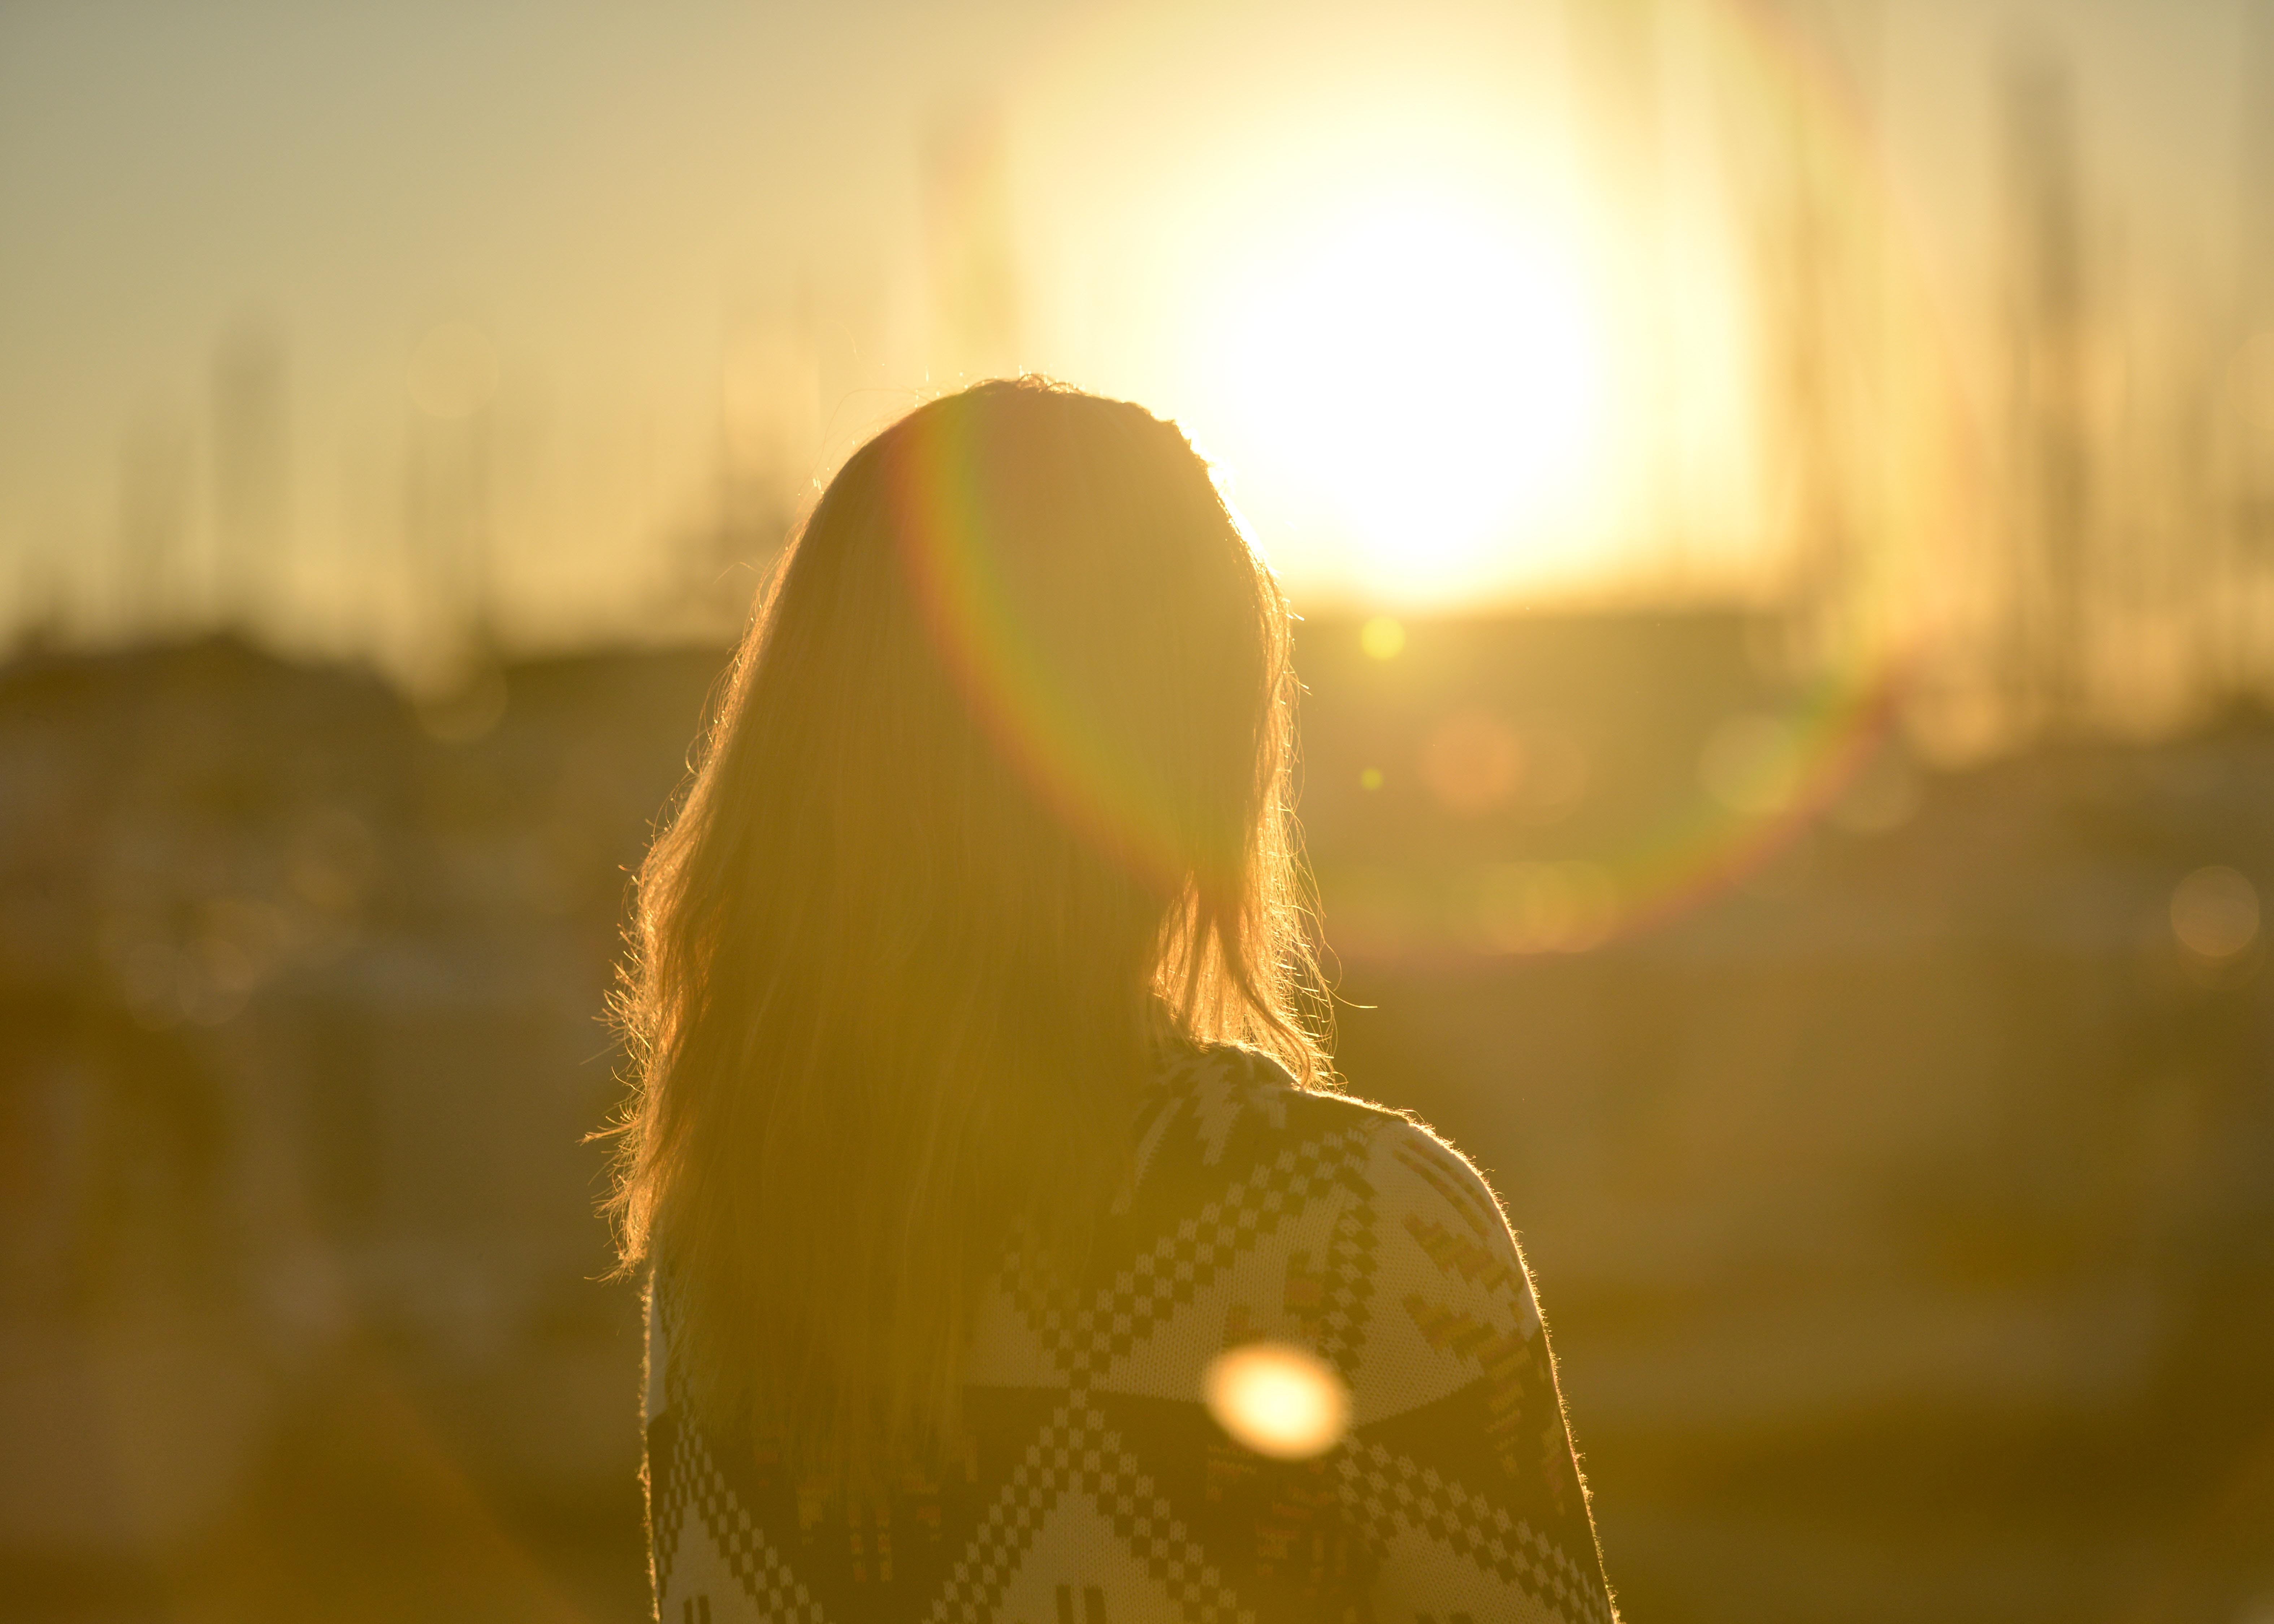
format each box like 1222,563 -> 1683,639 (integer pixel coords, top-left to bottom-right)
1200,186 -> 1612,607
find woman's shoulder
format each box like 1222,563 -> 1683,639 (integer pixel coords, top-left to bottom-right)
1138,1043 -> 1517,1240
1142,1039 -> 1400,1150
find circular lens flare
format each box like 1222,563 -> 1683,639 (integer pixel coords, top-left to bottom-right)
1203,1341 -> 1350,1460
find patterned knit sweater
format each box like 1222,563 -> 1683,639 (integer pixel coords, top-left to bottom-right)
644,1044 -> 1617,1624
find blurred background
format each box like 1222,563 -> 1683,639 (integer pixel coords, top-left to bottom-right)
3,0 -> 2272,1620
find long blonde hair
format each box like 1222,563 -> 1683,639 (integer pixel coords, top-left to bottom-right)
605,378 -> 1326,1482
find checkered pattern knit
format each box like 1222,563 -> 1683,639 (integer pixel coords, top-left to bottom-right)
644,1044 -> 1616,1624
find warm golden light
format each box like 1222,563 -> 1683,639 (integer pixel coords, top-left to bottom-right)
1202,187 -> 1610,605
1698,713 -> 1801,816
1202,1341 -> 1350,1460
407,322 -> 499,420
1473,859 -> 1617,955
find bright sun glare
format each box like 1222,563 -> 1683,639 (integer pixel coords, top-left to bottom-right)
1205,189 -> 1610,604
1202,1341 -> 1350,1460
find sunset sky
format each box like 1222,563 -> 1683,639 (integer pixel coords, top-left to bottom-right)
0,0 -> 2256,671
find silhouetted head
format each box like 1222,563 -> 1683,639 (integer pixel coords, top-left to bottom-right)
607,377 -> 1325,1481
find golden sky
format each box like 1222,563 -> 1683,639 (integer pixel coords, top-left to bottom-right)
0,0 -> 2255,670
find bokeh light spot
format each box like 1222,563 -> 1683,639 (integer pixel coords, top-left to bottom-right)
1203,1342 -> 1349,1460
1359,766 -> 1384,791
2171,865 -> 2259,961
1360,616 -> 1407,660
1420,708 -> 1524,817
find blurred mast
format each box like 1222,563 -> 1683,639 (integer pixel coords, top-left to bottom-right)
115,410 -> 192,641
695,284 -> 818,634
923,103 -> 1022,385
2231,0 -> 2274,701
404,372 -> 495,676
1568,0 -> 1679,587
1750,0 -> 1885,673
2001,46 -> 2092,733
210,316 -> 290,639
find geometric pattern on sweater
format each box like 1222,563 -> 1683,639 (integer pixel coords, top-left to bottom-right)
646,1043 -> 1618,1624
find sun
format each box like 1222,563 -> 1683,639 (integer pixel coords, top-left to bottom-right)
1199,187 -> 1611,605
